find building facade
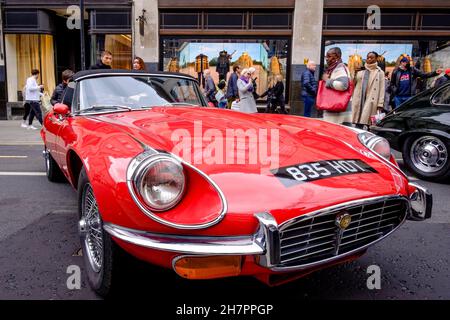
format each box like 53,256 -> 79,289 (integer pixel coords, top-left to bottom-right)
0,0 -> 449,119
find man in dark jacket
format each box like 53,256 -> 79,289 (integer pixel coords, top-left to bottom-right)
89,51 -> 113,70
51,69 -> 74,105
434,68 -> 450,88
203,69 -> 216,105
226,65 -> 240,108
301,61 -> 317,117
390,57 -> 442,108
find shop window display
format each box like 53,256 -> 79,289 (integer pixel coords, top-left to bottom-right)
162,39 -> 289,102
5,34 -> 56,102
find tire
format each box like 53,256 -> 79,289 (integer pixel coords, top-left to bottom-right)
44,147 -> 65,182
77,167 -> 126,297
402,135 -> 450,182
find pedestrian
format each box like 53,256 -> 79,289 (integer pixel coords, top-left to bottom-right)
351,52 -> 385,125
226,65 -> 240,108
51,69 -> 74,106
24,69 -> 44,130
89,51 -> 113,70
321,47 -> 352,124
384,71 -> 392,112
389,56 -> 442,108
203,69 -> 217,105
271,75 -> 287,114
21,100 -> 31,128
133,56 -> 146,71
237,68 -> 258,113
215,80 -> 228,109
301,61 -> 318,117
434,68 -> 450,88
260,76 -> 276,113
248,67 -> 260,101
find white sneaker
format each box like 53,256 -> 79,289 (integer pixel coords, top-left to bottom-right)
27,125 -> 38,130
21,121 -> 28,128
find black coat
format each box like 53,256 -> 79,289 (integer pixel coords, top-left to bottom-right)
51,83 -> 67,106
89,61 -> 112,70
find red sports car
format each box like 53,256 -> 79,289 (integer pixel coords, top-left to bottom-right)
42,70 -> 432,296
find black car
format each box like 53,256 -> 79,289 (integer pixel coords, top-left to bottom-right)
371,82 -> 450,182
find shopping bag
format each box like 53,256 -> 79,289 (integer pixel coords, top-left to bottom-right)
41,92 -> 52,114
231,100 -> 240,111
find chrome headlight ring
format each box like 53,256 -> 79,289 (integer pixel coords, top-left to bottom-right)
127,151 -> 186,213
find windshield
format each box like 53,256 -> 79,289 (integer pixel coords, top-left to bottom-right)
77,75 -> 206,111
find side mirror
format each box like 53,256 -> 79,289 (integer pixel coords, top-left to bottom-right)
53,103 -> 70,116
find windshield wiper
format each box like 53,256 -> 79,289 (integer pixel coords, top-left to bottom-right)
79,105 -> 132,113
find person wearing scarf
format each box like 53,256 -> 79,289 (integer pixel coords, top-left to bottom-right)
236,68 -> 258,113
321,47 -> 352,124
351,52 -> 385,125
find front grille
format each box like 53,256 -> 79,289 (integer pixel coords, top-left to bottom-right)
278,197 -> 408,267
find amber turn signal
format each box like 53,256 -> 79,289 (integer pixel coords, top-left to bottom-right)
173,256 -> 242,280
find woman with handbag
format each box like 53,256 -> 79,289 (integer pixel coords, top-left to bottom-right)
318,47 -> 353,124
351,52 -> 385,125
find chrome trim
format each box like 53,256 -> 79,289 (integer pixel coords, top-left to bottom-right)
407,183 -> 433,221
370,126 -> 402,133
126,149 -> 228,230
131,154 -> 186,212
254,212 -> 280,267
103,223 -> 264,255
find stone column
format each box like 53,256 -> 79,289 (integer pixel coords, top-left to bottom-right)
289,0 -> 324,116
133,0 -> 159,72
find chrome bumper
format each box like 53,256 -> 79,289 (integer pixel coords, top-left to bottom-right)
103,188 -> 432,272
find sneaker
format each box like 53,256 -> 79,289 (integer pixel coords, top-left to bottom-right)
27,125 -> 38,130
21,121 -> 28,128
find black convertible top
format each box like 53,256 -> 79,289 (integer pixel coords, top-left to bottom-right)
72,69 -> 197,82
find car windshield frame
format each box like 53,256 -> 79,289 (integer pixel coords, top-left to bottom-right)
73,74 -> 207,114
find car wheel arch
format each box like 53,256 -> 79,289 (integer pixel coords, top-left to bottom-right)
399,130 -> 450,149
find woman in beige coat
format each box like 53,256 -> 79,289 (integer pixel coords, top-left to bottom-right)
351,52 -> 385,125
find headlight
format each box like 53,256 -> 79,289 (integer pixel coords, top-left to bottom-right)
358,131 -> 391,161
131,155 -> 185,211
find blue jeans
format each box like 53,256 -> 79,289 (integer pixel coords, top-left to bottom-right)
393,96 -> 411,109
302,95 -> 315,117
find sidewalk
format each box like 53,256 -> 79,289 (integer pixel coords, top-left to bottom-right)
0,120 -> 44,145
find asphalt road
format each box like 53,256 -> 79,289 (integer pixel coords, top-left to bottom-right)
0,143 -> 449,301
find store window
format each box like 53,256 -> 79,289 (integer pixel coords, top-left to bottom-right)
5,34 -> 56,102
323,40 -> 449,91
162,38 -> 290,102
91,34 -> 132,70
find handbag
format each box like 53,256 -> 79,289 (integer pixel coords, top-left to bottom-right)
316,68 -> 353,112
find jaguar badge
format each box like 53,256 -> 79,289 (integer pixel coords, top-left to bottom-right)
335,212 -> 352,230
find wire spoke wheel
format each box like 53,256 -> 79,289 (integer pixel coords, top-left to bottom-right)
80,184 -> 104,273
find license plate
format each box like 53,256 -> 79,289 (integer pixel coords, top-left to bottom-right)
271,159 -> 377,187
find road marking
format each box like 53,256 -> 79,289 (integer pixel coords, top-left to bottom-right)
0,156 -> 28,159
0,171 -> 45,176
